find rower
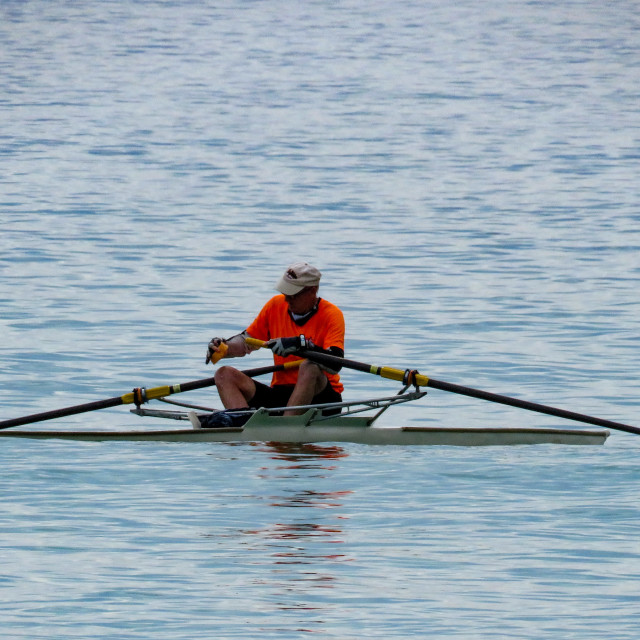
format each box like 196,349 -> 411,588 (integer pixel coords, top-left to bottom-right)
198,262 -> 346,429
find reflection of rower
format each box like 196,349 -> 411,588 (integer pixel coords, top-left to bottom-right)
243,448 -> 350,571
203,262 -> 345,428
260,441 -> 349,462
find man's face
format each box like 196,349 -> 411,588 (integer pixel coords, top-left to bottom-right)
284,286 -> 318,314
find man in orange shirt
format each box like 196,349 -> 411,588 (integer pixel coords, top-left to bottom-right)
195,262 -> 345,429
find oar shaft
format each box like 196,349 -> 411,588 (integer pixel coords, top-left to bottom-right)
0,396 -> 126,430
0,361 -> 300,430
291,348 -> 640,436
425,377 -> 640,435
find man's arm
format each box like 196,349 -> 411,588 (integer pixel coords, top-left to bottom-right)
266,335 -> 344,372
206,332 -> 259,363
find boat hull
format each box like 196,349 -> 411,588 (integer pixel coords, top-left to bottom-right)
0,411 -> 609,446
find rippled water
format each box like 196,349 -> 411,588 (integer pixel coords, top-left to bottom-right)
1,1 -> 640,638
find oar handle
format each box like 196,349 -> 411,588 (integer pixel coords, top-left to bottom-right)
206,341 -> 228,365
245,337 -> 269,349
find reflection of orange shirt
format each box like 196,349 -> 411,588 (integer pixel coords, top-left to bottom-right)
246,295 -> 345,393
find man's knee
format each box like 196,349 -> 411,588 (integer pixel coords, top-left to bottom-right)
297,360 -> 327,393
215,365 -> 256,398
215,365 -> 242,386
298,360 -> 322,378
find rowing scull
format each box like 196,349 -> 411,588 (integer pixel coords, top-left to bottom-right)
0,391 -> 609,446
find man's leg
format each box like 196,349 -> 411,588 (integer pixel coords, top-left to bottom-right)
284,361 -> 328,416
214,366 -> 257,409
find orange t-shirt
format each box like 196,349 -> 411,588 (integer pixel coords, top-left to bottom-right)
245,295 -> 345,393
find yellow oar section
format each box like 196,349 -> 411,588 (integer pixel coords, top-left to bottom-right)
245,337 -> 429,385
245,337 -> 640,436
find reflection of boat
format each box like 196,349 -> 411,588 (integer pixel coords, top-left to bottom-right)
0,390 -> 609,446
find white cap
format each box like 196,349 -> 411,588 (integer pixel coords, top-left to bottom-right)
275,262 -> 322,295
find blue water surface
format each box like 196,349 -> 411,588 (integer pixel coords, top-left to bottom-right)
1,1 -> 639,638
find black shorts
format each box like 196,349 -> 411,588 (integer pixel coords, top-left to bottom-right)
249,381 -> 342,416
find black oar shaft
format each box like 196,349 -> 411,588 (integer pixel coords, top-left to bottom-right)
0,396 -> 126,430
298,349 -> 640,436
426,377 -> 640,435
0,362 -> 290,430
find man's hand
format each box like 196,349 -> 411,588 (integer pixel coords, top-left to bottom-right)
206,337 -> 228,364
266,335 -> 307,357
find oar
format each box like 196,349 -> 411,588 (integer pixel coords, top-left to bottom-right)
245,337 -> 640,436
0,360 -> 302,430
